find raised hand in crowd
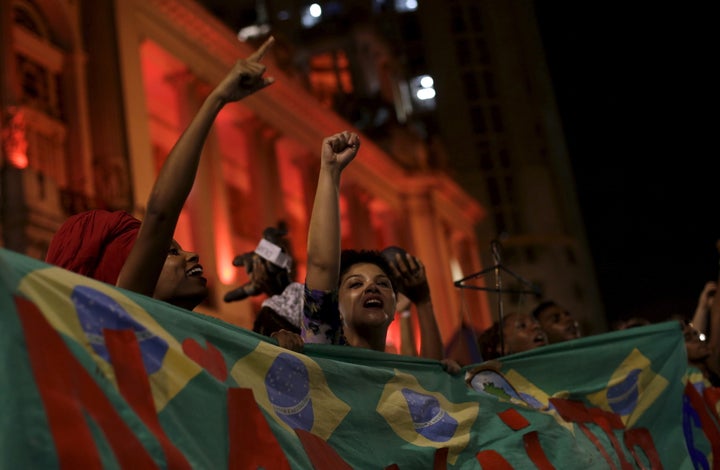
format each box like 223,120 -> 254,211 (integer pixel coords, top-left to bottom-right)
305,131 -> 361,294
691,280 -> 716,334
382,246 -> 442,361
224,225 -> 304,346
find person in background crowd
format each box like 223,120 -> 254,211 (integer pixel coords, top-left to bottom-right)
381,245 -> 445,361
678,277 -> 720,388
530,300 -> 581,344
477,312 -> 548,360
611,316 -> 651,331
691,280 -> 716,337
683,243 -> 720,388
224,223 -> 302,337
671,314 -> 719,388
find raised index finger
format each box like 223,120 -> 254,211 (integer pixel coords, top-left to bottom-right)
248,36 -> 275,62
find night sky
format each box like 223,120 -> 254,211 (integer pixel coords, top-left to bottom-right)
533,4 -> 717,325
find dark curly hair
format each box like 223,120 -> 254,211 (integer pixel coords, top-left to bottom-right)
477,321 -> 503,361
476,313 -> 520,360
530,300 -> 559,319
339,249 -> 398,293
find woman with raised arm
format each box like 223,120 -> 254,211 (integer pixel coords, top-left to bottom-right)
45,37 -> 302,350
301,132 -> 459,372
47,36 -> 275,308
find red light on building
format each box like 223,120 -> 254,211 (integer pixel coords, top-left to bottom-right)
2,108 -> 29,169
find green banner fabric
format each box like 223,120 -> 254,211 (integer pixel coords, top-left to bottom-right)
1,248 -> 718,469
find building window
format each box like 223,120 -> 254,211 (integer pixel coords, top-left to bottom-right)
470,106 -> 486,133
479,147 -> 493,170
16,54 -> 56,115
487,177 -> 501,206
12,1 -> 49,38
468,5 -> 484,32
308,51 -> 353,107
11,0 -> 69,186
450,6 -> 465,33
462,71 -> 479,101
456,39 -> 470,67
475,38 -> 490,65
490,105 -> 504,132
493,212 -> 506,234
483,71 -> 497,98
499,148 -> 510,168
13,1 -> 63,118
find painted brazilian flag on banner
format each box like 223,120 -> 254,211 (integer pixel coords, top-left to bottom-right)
1,248 -> 718,469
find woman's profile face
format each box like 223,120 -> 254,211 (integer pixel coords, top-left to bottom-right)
153,240 -> 208,309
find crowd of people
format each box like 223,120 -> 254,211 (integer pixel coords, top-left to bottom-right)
43,36 -> 719,388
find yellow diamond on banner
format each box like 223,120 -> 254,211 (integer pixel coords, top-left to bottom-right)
377,369 -> 478,464
504,369 -> 575,434
505,369 -> 552,410
18,267 -> 202,412
586,348 -> 668,427
230,341 -> 350,439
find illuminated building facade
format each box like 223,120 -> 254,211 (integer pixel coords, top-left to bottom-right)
0,0 -> 495,360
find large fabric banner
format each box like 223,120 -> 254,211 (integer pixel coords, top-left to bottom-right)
1,248 -> 718,469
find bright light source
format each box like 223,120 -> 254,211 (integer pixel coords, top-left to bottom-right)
699,333 -> 707,342
309,3 -> 322,17
302,4 -> 322,27
395,0 -> 418,12
419,75 -> 434,88
416,88 -> 436,100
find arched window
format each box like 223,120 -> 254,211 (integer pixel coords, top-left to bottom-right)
13,1 -> 63,118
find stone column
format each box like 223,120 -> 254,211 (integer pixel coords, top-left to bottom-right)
403,185 -> 459,344
344,183 -> 375,248
243,118 -> 284,231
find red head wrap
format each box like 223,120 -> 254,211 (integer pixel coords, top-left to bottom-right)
45,210 -> 141,285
